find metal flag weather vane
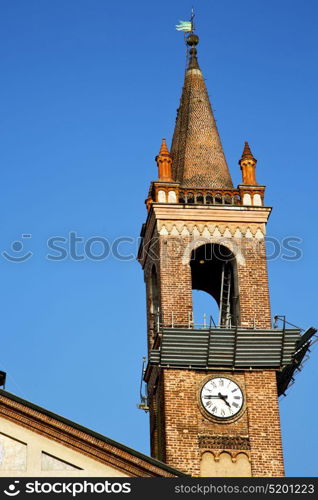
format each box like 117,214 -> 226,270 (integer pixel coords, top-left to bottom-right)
176,8 -> 198,72
176,8 -> 195,33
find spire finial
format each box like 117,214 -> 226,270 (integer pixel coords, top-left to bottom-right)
176,9 -> 200,70
186,10 -> 199,71
239,141 -> 258,185
156,138 -> 173,182
186,34 -> 200,70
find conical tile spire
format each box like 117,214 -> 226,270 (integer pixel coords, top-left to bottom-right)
170,35 -> 233,189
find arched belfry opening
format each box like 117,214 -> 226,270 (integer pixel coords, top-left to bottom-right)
149,265 -> 160,337
190,244 -> 240,327
150,266 -> 159,311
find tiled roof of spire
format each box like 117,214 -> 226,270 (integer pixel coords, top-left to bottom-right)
170,35 -> 233,189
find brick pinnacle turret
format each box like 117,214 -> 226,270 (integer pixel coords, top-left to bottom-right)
239,141 -> 258,185
156,138 -> 173,182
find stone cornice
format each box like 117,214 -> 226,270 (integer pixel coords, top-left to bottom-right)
152,204 -> 272,224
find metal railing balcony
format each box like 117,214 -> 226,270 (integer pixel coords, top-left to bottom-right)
149,326 -> 302,370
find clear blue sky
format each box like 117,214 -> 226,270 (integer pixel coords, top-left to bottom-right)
0,0 -> 317,477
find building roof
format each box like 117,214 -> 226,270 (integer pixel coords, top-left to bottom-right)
0,389 -> 186,477
170,35 -> 233,189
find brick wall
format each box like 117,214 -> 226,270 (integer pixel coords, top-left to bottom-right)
245,371 -> 284,476
159,236 -> 192,326
237,238 -> 272,328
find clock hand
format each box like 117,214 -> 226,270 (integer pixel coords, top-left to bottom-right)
218,392 -> 231,408
203,395 -> 221,399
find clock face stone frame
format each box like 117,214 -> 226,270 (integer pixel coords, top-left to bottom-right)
198,374 -> 246,424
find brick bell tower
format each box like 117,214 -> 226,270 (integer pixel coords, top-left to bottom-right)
138,32 -> 308,477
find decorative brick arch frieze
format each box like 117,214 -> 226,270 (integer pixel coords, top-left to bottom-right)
158,221 -> 265,240
200,450 -> 252,477
202,450 -> 251,463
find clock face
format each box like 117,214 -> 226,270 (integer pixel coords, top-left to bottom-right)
200,377 -> 244,419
